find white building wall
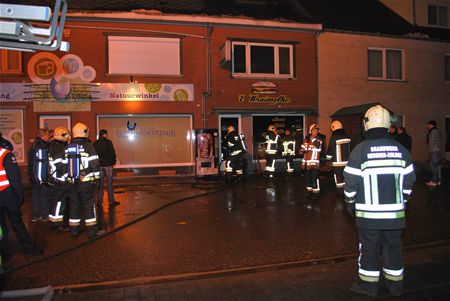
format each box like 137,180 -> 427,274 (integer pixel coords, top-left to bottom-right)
318,31 -> 450,161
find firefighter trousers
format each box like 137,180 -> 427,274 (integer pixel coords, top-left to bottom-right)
357,228 -> 403,295
69,181 -> 97,236
333,166 -> 345,188
305,168 -> 320,193
49,183 -> 70,226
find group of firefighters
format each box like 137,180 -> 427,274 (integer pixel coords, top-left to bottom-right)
221,105 -> 415,297
222,118 -> 352,199
1,105 -> 415,297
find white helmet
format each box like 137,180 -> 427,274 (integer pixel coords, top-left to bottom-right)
330,120 -> 343,132
72,123 -> 89,138
308,123 -> 319,134
54,126 -> 69,142
364,105 -> 391,131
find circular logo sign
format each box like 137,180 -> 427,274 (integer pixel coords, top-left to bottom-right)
174,89 -> 189,101
27,52 -> 62,84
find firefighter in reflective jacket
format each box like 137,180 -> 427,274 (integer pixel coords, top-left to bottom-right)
67,123 -> 100,237
326,120 -> 351,190
282,129 -> 296,175
264,125 -> 279,177
301,124 -> 322,196
343,105 -> 415,298
0,147 -> 42,257
48,127 -> 70,231
224,126 -> 246,177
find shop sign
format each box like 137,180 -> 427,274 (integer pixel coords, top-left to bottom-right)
237,81 -> 291,104
26,52 -> 96,112
0,110 -> 25,163
97,83 -> 194,102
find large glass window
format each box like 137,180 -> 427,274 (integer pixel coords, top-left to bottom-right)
252,115 -> 304,159
97,115 -> 193,168
232,41 -> 294,78
428,5 -> 448,27
108,36 -> 181,76
368,48 -> 404,80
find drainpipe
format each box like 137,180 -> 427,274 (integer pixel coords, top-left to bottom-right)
412,0 -> 417,26
202,24 -> 213,129
314,30 -> 321,123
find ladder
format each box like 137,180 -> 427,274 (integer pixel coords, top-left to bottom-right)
0,0 -> 69,52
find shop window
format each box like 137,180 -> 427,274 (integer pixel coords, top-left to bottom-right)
368,48 -> 404,81
428,5 -> 448,27
252,115 -> 303,160
97,114 -> 192,168
445,54 -> 450,81
232,41 -> 293,78
107,36 -> 181,76
0,49 -> 22,74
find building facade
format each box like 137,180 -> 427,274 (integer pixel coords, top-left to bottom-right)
0,1 -> 321,175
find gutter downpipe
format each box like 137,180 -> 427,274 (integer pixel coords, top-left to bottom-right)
202,23 -> 213,129
314,29 -> 322,122
412,0 -> 417,25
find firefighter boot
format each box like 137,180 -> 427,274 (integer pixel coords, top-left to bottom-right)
384,279 -> 402,297
350,280 -> 378,299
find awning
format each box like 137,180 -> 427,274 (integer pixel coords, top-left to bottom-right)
330,102 -> 393,117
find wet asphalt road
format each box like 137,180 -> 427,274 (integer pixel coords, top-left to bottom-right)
2,171 -> 449,290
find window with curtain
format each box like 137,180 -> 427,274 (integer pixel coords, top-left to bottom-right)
368,48 -> 403,80
108,36 -> 181,76
232,41 -> 294,78
428,5 -> 448,27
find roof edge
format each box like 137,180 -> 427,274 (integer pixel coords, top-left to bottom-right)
67,11 -> 323,31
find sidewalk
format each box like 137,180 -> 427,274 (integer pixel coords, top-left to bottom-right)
51,243 -> 450,301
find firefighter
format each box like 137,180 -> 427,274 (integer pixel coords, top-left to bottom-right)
343,105 -> 415,298
301,123 -> 322,197
224,125 -> 246,179
67,123 -> 100,238
48,127 -> 70,232
326,120 -> 351,190
28,129 -> 51,222
0,147 -> 43,258
264,125 -> 279,177
282,129 -> 296,175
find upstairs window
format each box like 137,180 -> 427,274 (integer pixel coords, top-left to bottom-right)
0,49 -> 22,74
428,5 -> 448,27
445,54 -> 450,82
107,36 -> 181,76
368,48 -> 404,81
232,41 -> 294,78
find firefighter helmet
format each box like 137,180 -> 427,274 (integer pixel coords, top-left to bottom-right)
72,123 -> 89,138
308,123 -> 319,134
267,125 -> 276,132
227,125 -> 235,133
364,105 -> 391,131
330,120 -> 343,132
54,126 -> 69,142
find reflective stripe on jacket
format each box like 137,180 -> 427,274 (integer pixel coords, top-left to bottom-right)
0,148 -> 11,191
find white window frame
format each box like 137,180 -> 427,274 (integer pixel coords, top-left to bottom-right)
368,47 -> 405,81
231,41 -> 294,79
428,5 -> 448,27
445,53 -> 450,83
107,36 -> 181,76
